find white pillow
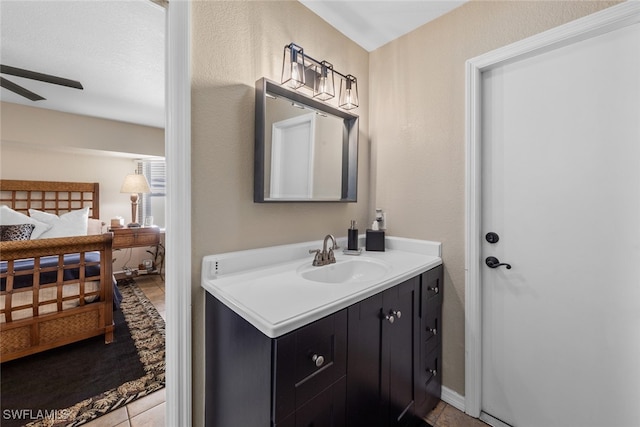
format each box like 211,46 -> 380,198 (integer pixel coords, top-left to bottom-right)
0,205 -> 52,239
29,207 -> 90,239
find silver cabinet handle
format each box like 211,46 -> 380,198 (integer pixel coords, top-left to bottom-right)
311,354 -> 325,367
427,368 -> 437,377
427,286 -> 439,294
427,327 -> 437,336
385,309 -> 401,324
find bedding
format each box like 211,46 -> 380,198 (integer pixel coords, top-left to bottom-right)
0,205 -> 51,238
29,207 -> 89,239
1,281 -> 101,323
0,252 -> 123,316
1,251 -> 101,290
0,224 -> 35,241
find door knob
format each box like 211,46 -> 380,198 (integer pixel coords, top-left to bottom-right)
485,232 -> 500,244
485,256 -> 512,269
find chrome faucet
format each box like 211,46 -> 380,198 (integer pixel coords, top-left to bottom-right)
309,234 -> 339,266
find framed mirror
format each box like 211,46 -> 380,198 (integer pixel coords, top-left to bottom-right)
254,78 -> 358,202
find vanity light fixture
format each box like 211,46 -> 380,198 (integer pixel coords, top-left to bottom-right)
339,74 -> 359,110
281,43 -> 305,89
314,60 -> 335,101
281,42 -> 358,110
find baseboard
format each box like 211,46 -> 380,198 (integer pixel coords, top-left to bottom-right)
441,386 -> 466,413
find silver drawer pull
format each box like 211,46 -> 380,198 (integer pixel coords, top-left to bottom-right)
427,327 -> 437,336
427,286 -> 439,294
311,354 -> 325,367
427,368 -> 437,377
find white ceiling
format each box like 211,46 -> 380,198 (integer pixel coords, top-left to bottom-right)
300,0 -> 468,52
0,0 -> 165,128
0,1 -> 466,129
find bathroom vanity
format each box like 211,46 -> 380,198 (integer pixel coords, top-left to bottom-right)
202,237 -> 442,426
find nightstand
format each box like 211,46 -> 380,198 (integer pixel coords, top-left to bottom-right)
109,226 -> 160,250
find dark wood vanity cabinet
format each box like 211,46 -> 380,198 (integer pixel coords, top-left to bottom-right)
346,265 -> 444,427
205,265 -> 443,427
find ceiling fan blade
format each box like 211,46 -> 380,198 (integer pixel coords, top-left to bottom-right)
0,76 -> 46,101
0,64 -> 83,90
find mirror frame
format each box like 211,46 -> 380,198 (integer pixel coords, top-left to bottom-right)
254,78 -> 359,203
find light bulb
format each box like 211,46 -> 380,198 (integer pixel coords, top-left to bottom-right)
318,76 -> 328,92
289,64 -> 302,88
344,88 -> 353,106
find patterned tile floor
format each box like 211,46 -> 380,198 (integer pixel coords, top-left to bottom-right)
87,275 -> 488,427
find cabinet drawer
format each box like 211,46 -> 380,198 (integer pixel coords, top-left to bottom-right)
274,309 -> 347,422
423,347 -> 442,411
421,265 -> 442,302
423,295 -> 441,346
111,227 -> 159,249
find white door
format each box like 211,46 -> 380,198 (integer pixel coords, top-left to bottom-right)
480,20 -> 640,427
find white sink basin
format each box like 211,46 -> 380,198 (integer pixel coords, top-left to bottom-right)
298,257 -> 392,284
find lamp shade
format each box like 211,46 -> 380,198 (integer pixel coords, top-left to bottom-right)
282,43 -> 306,89
339,75 -> 359,110
314,61 -> 335,101
120,173 -> 151,194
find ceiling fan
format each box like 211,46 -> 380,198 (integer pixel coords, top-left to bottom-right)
0,64 -> 83,101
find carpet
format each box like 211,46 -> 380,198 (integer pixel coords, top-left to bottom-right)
0,281 -> 165,427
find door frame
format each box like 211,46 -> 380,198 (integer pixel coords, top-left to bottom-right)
165,1 -> 192,426
464,2 -> 640,418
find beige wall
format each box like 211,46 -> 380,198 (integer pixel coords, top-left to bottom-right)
190,1 -> 370,423
0,102 -> 165,272
369,0 -> 619,395
1,102 -> 164,156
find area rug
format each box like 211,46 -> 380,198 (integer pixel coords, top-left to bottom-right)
0,281 -> 165,427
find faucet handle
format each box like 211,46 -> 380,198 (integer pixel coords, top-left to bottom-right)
309,249 -> 323,266
328,248 -> 336,264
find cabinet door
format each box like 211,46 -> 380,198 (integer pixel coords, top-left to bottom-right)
346,292 -> 384,427
346,277 -> 419,427
382,276 -> 419,426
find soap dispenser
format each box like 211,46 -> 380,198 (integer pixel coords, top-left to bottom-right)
348,220 -> 358,250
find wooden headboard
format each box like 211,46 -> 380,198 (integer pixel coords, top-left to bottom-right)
0,179 -> 100,219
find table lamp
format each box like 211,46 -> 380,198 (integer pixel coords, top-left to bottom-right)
120,173 -> 151,227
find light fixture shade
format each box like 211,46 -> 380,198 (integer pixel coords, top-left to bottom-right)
281,43 -> 305,89
120,173 -> 151,194
339,75 -> 359,110
313,61 -> 335,101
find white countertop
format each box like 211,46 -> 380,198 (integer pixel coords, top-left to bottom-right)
201,236 -> 442,338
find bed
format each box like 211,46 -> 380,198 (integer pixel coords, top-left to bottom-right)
0,179 -> 115,363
